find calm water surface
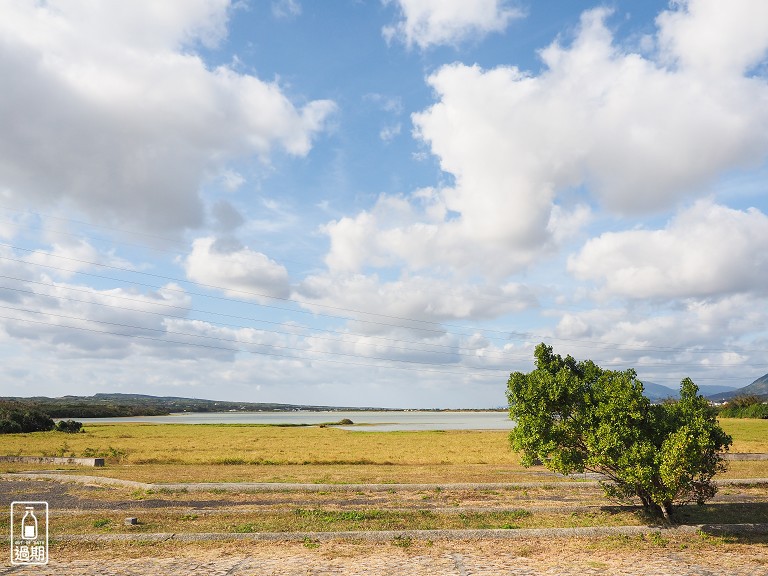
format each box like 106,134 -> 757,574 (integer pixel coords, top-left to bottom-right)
77,411 -> 514,432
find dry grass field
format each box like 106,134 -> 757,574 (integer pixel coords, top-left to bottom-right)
718,417 -> 768,452
0,425 -> 518,465
0,417 -> 766,484
1,418 -> 766,567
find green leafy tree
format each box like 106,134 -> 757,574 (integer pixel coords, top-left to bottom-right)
507,343 -> 732,520
55,419 -> 83,433
0,404 -> 55,434
718,395 -> 768,419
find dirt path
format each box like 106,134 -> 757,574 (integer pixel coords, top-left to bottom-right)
2,475 -> 767,574
2,539 -> 768,575
2,478 -> 766,512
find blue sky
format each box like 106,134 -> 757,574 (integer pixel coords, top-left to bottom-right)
0,0 -> 767,408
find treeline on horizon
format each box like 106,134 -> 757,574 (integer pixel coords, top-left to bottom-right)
716,395 -> 768,419
0,402 -> 83,434
0,392 -> 765,431
0,393 -> 378,419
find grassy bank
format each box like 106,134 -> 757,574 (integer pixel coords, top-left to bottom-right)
0,418 -> 766,484
0,425 -> 521,466
1,485 -> 766,535
718,418 -> 768,451
29,502 -> 768,535
0,508 -> 649,535
1,419 -> 767,561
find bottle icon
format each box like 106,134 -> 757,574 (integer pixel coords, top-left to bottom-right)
21,507 -> 37,540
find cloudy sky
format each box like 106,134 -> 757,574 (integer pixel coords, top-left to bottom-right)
1,0 -> 767,408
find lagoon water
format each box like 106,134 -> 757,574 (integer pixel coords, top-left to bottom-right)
77,411 -> 514,432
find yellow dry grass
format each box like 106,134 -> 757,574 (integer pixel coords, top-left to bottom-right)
718,418 -> 768,452
78,463 -> 549,484
0,419 -> 765,484
0,425 -> 520,466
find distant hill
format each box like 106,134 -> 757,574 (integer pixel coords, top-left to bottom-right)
640,382 -> 677,402
640,381 -> 738,403
0,393 -> 385,418
707,373 -> 768,402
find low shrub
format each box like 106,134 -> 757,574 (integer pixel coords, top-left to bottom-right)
55,420 -> 83,433
719,396 -> 768,419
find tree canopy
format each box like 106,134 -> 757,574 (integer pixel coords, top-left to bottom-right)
507,343 -> 732,519
718,395 -> 768,419
0,403 -> 55,434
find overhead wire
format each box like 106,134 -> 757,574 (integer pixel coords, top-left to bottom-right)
0,244 -> 762,357
0,302 -> 755,381
0,250 -> 461,337
0,205 -> 189,250
0,311 -> 505,376
0,282 -> 768,371
0,302 -> 510,371
0,207 -> 764,377
0,241 -> 517,333
0,278 -> 522,362
0,205 -> 539,308
0,207 -> 763,357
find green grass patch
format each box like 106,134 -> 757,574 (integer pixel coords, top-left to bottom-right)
719,418 -> 768,452
0,420 -> 764,485
45,507 -> 662,535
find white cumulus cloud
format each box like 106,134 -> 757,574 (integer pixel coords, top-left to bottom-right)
383,0 -> 522,49
184,237 -> 291,301
656,0 -> 768,75
297,271 -> 536,328
548,292 -> 768,384
328,2 -> 768,280
0,0 -> 335,233
568,201 -> 768,300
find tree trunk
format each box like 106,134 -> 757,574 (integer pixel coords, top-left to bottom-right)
660,501 -> 672,521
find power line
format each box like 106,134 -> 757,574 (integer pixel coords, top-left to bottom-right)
0,205 -> 535,309
0,251 -> 461,337
1,209 -> 763,358
0,275 -> 763,383
1,286 -> 763,375
0,278 -> 521,362
2,246 -> 763,358
0,215 -> 184,258
0,205 -> 188,250
0,301 -> 509,371
0,242 -> 502,332
0,311 -> 506,376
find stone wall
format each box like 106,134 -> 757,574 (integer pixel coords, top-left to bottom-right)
0,455 -> 105,466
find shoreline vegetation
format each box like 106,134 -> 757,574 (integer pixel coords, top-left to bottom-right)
0,393 -> 508,419
1,419 -> 767,562
0,419 -> 766,482
2,392 -> 763,422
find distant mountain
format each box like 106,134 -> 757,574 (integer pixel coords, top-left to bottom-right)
0,393 -> 386,418
640,381 -> 677,402
707,373 -> 768,402
640,381 -> 739,403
